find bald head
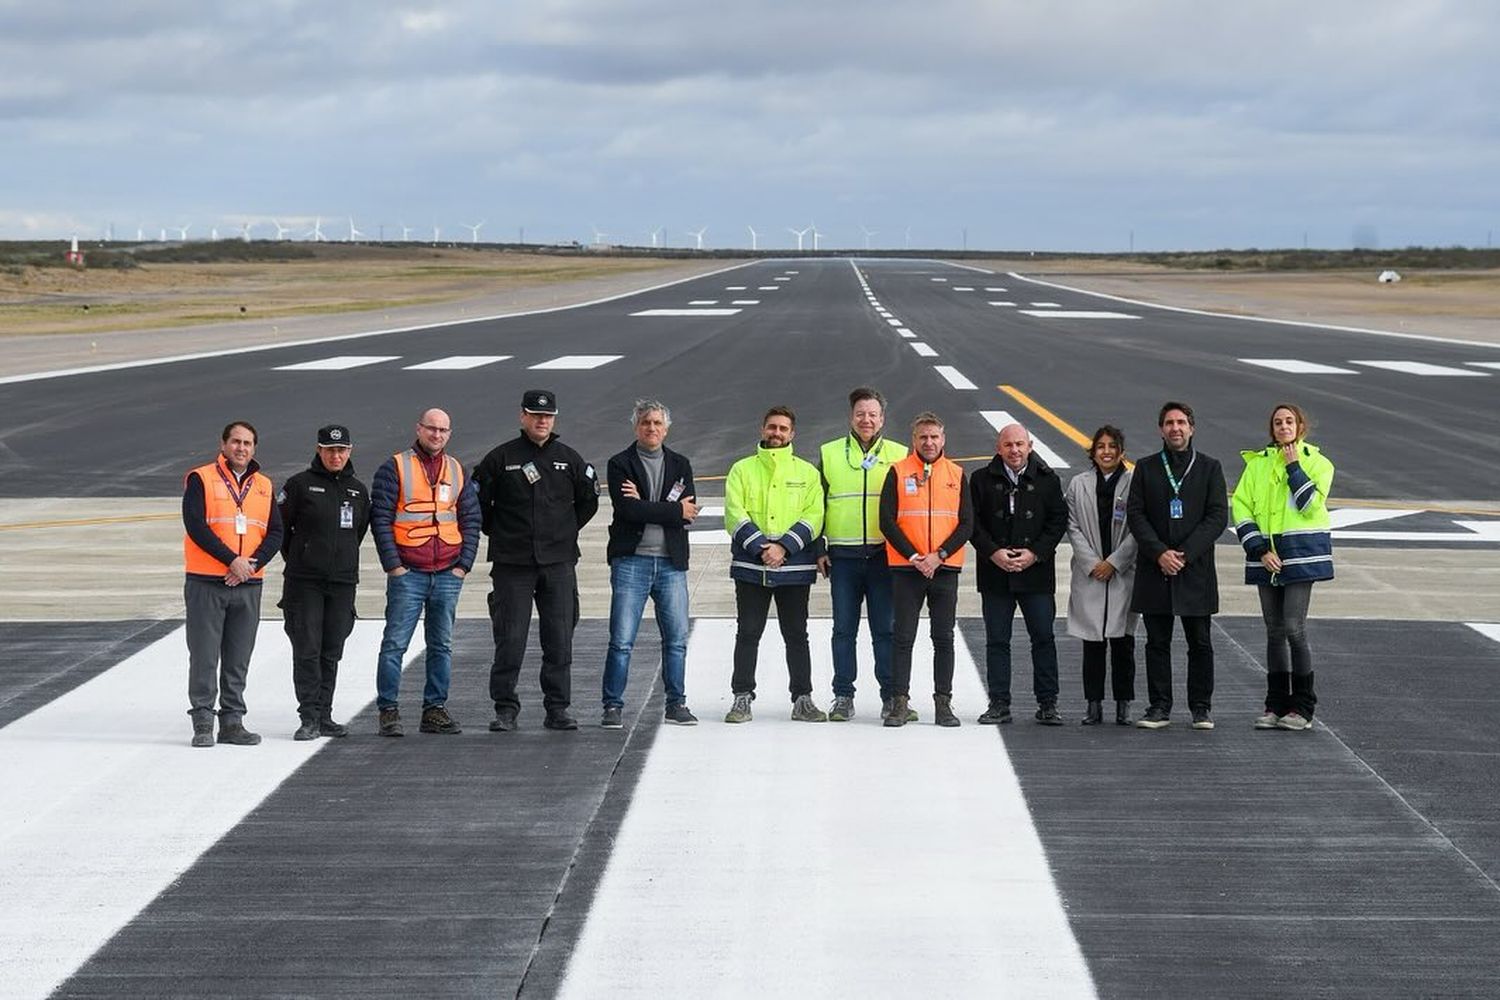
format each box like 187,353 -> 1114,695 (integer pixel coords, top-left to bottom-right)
997,423 -> 1031,472
415,408 -> 453,455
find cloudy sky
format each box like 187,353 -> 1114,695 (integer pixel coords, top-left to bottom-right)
3,0 -> 1496,251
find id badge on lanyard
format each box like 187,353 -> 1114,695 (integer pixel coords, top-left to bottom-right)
1169,498 -> 1183,520
234,511 -> 248,535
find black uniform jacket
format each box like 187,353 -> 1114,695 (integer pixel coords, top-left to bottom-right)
277,456 -> 371,584
605,443 -> 696,571
472,431 -> 600,566
1125,446 -> 1228,617
969,453 -> 1068,595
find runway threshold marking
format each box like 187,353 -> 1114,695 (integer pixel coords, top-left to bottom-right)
272,355 -> 400,371
403,354 -> 512,370
529,355 -> 624,370
555,619 -> 1097,998
0,621 -> 407,1000
996,384 -> 1133,470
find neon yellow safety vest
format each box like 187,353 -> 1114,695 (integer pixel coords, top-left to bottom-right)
820,434 -> 908,549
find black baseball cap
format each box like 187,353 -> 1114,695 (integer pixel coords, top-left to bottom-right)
317,424 -> 352,447
522,389 -> 558,415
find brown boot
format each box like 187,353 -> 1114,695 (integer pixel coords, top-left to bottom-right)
883,694 -> 910,728
933,694 -> 960,728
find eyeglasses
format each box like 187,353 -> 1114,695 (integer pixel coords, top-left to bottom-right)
419,424 -> 452,434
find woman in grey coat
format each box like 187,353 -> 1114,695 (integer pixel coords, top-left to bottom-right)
1065,426 -> 1139,725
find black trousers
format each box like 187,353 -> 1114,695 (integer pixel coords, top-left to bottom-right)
489,562 -> 579,713
1142,613 -> 1213,713
1081,635 -> 1136,702
280,577 -> 357,722
890,570 -> 958,698
731,581 -> 812,700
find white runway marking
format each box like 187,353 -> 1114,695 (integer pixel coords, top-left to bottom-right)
726,286 -> 748,290
886,318 -> 903,327
934,365 -> 977,390
529,355 -> 624,370
1019,310 -> 1139,320
1337,521 -> 1500,543
1467,361 -> 1500,370
688,299 -> 719,305
688,530 -> 729,547
930,277 -> 948,282
989,301 -> 1017,307
774,277 -> 791,282
984,287 -> 1007,292
757,286 -> 780,291
953,286 -> 975,291
557,619 -> 1097,999
273,355 -> 400,371
1350,360 -> 1489,377
1240,358 -> 1359,375
784,270 -> 799,274
0,622 -> 400,1000
1327,508 -> 1422,530
910,342 -> 939,357
403,355 -> 513,370
1028,302 -> 1061,308
630,308 -> 741,317
895,327 -> 915,338
980,410 -> 1071,468
1468,623 -> 1500,646
730,299 -> 760,305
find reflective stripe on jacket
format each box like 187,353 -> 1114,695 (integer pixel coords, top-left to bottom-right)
884,453 -> 965,568
1231,441 -> 1334,586
820,434 -> 908,550
391,449 -> 465,547
183,455 -> 274,578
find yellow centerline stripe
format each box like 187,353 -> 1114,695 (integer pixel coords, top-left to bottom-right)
997,384 -> 1133,470
0,512 -> 180,532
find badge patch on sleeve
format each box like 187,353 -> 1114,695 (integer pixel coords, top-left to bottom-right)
275,489 -> 286,504
585,464 -> 599,495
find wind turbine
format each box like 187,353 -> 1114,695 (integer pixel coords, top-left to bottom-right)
464,221 -> 485,244
135,225 -> 144,242
271,219 -> 292,240
175,224 -> 191,241
346,216 -> 365,242
788,225 -> 810,251
903,225 -> 912,249
304,217 -> 326,242
238,222 -> 254,242
431,223 -> 440,245
649,226 -> 663,248
688,227 -> 707,250
860,225 -> 878,250
810,222 -> 823,251
747,225 -> 759,251
210,227 -> 219,241
159,227 -> 168,242
591,225 -> 608,247
400,223 -> 414,242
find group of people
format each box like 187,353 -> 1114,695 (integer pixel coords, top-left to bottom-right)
180,387 -> 1334,746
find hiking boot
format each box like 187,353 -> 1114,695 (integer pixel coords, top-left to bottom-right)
489,707 -> 519,732
419,706 -> 462,734
217,721 -> 262,746
1276,711 -> 1313,732
190,718 -> 215,748
933,694 -> 960,728
543,708 -> 579,731
1136,705 -> 1171,729
884,694 -> 910,728
1081,701 -> 1104,726
828,695 -> 856,722
724,692 -> 754,724
1115,701 -> 1133,726
1191,708 -> 1215,730
378,707 -> 404,737
977,702 -> 1012,725
664,703 -> 698,725
600,705 -> 624,729
293,719 -> 321,741
791,695 -> 828,722
1036,703 -> 1063,726
319,718 -> 349,738
880,698 -> 892,721
1254,710 -> 1281,730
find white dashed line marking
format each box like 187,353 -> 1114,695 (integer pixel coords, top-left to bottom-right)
403,355 -> 513,371
274,355 -> 400,371
1350,360 -> 1489,377
911,343 -> 939,357
933,366 -> 976,390
529,355 -> 624,370
1240,359 -> 1359,375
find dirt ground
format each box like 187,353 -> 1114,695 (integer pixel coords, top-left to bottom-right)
971,258 -> 1500,344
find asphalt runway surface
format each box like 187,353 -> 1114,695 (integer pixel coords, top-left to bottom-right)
4,616 -> 1499,998
3,258 -> 1499,499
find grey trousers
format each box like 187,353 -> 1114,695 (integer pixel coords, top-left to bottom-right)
185,576 -> 263,721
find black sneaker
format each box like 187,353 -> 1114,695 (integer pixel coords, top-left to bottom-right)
601,705 -> 624,729
217,721 -> 262,746
489,707 -> 519,732
544,708 -> 579,731
1136,705 -> 1171,729
977,703 -> 1012,725
319,718 -> 349,738
378,707 -> 404,737
1035,704 -> 1063,726
293,719 -> 320,741
420,706 -> 461,734
190,719 -> 215,748
1191,708 -> 1215,730
664,703 -> 699,725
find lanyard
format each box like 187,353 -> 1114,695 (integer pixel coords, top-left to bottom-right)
216,464 -> 254,509
1160,449 -> 1195,498
846,435 -> 881,471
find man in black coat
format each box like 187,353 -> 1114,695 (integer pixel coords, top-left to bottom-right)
471,389 -> 600,732
277,423 -> 371,740
1126,401 -> 1228,731
970,423 -> 1069,725
599,399 -> 700,729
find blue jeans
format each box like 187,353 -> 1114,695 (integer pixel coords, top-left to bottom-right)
602,556 -> 689,708
376,568 -> 465,710
829,553 -> 894,699
981,589 -> 1059,707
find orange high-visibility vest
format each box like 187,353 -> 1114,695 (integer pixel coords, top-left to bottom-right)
183,454 -> 274,578
391,449 -> 464,547
885,453 -> 965,568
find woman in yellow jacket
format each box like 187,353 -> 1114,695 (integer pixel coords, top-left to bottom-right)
1231,403 -> 1334,732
